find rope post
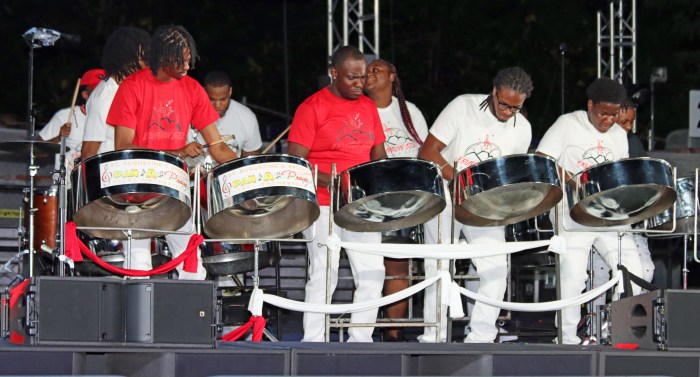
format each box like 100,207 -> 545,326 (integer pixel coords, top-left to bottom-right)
324,163 -> 337,342
555,165 -> 564,344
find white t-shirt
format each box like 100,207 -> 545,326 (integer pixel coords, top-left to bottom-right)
39,106 -> 87,185
430,94 -> 531,172
537,110 -> 629,175
83,77 -> 119,155
537,110 -> 630,229
379,96 -> 429,158
186,99 -> 262,166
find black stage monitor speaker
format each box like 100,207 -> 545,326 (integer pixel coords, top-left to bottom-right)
8,276 -> 124,346
7,276 -> 217,347
611,289 -> 700,350
125,279 -> 217,347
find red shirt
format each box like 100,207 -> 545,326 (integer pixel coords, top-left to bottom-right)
288,87 -> 385,205
106,68 -> 218,150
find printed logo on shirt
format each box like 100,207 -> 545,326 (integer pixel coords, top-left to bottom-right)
577,140 -> 614,170
146,99 -> 186,143
455,134 -> 502,170
333,113 -> 375,152
383,125 -> 418,156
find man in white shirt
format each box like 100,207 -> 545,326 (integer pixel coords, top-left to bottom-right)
186,70 -> 262,167
536,77 -> 644,344
418,67 -> 534,343
39,68 -> 105,176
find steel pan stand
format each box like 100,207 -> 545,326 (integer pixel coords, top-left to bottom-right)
323,164 -> 336,342
55,136 -> 68,276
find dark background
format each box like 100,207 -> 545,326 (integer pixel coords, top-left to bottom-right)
0,0 -> 697,147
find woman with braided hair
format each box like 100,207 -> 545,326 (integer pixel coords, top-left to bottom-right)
364,58 -> 428,341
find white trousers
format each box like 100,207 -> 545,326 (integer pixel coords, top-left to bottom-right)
557,213 -> 644,344
591,233 -> 654,308
125,214 -> 206,280
302,206 -> 385,342
419,206 -> 507,343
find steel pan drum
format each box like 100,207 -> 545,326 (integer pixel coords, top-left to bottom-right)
453,154 -> 562,226
73,236 -> 171,276
201,242 -> 277,276
381,225 -> 423,244
647,176 -> 698,234
71,150 -> 191,239
567,157 -> 676,227
203,154 -> 319,239
333,158 -> 445,232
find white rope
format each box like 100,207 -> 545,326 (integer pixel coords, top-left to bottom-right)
330,233 -> 566,260
250,275 -> 441,315
456,273 -> 622,312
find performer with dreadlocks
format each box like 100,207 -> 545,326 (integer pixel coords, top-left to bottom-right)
364,58 -> 428,342
82,26 -> 151,160
536,77 -> 644,344
108,25 -> 236,279
417,66 -> 533,343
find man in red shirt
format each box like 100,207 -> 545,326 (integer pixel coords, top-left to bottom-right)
108,25 -> 236,279
287,45 -> 387,342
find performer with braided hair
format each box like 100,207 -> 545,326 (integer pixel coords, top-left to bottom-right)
364,58 -> 428,341
418,66 -> 534,343
82,26 -> 151,160
108,25 -> 236,279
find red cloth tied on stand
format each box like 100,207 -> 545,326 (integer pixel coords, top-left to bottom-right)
65,221 -> 202,277
8,278 -> 32,344
220,315 -> 267,342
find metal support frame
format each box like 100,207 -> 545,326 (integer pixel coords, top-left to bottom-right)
327,0 -> 380,64
596,0 -> 637,86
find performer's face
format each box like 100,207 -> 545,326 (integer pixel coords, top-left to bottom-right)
163,48 -> 191,80
206,85 -> 232,117
491,88 -> 526,122
364,60 -> 393,96
617,107 -> 636,133
330,58 -> 366,100
587,101 -> 621,133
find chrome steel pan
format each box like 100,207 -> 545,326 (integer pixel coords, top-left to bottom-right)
453,154 -> 562,226
333,158 -> 445,232
200,242 -> 276,276
71,150 -> 191,239
567,157 -> 676,227
647,176 -> 698,234
203,154 -> 319,239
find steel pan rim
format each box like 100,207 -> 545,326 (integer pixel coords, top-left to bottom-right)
338,157 -> 440,174
463,153 -> 559,170
210,153 -> 313,176
567,158 -> 676,226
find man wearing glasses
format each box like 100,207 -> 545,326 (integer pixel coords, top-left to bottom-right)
418,66 -> 533,342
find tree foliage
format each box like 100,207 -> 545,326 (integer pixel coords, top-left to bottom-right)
0,0 -> 696,143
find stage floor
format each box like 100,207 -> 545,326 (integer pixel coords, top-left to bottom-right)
1,340 -> 699,377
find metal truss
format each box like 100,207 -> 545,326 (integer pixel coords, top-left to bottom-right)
327,0 -> 380,65
596,0 -> 637,85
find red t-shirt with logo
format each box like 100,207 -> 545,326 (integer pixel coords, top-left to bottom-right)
106,68 -> 218,150
288,87 -> 385,206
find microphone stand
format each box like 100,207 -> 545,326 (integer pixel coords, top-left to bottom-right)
559,43 -> 567,115
24,33 -> 38,278
21,27 -> 60,278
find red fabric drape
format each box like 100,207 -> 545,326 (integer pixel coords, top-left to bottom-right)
220,316 -> 267,342
65,221 -> 202,276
